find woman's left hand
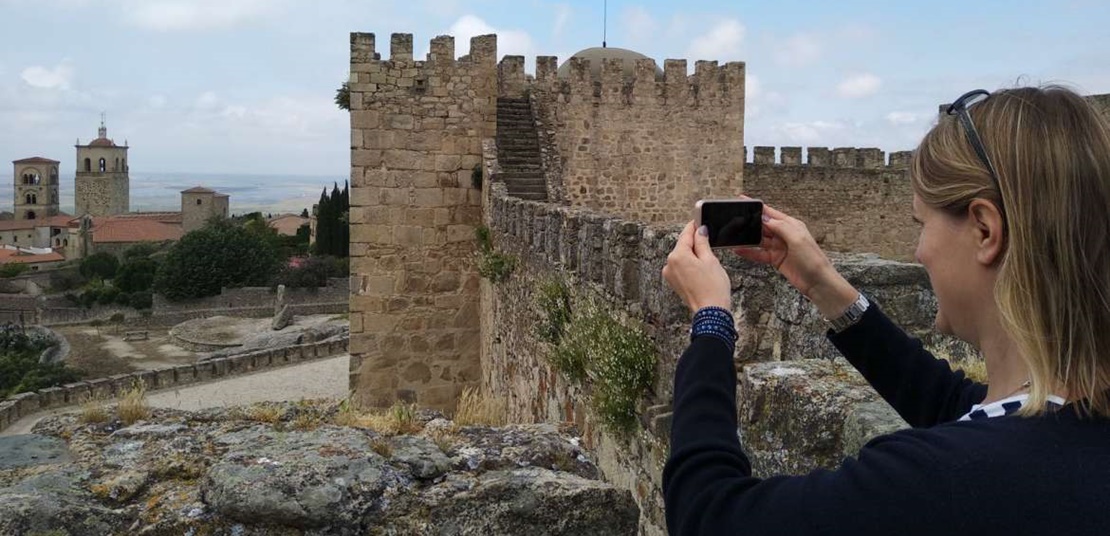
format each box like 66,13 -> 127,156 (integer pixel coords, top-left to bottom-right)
662,221 -> 733,314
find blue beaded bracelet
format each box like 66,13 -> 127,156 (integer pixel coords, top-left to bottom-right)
690,306 -> 738,353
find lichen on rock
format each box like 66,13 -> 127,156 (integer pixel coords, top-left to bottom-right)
0,401 -> 638,535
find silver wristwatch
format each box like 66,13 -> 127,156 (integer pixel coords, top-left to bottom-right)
828,293 -> 870,333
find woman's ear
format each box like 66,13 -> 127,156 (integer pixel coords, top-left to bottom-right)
967,199 -> 1006,266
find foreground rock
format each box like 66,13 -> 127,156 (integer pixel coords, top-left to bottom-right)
0,401 -> 638,535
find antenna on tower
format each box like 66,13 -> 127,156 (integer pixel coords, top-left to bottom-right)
603,0 -> 608,48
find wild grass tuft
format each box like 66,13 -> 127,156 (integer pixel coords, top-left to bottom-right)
454,386 -> 507,427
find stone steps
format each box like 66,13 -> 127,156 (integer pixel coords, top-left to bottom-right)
496,97 -> 546,201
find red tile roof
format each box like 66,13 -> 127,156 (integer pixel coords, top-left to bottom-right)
12,157 -> 60,164
91,218 -> 183,243
0,247 -> 65,264
88,137 -> 116,147
0,213 -> 74,231
115,212 -> 184,224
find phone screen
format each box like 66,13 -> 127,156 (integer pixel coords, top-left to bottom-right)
700,200 -> 764,248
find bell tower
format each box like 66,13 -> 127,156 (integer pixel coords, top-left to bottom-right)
75,114 -> 130,216
12,157 -> 61,221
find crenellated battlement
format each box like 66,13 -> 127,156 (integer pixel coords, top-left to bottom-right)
497,54 -> 745,107
746,146 -> 913,168
348,32 -> 499,102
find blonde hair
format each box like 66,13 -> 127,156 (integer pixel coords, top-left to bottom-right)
912,85 -> 1110,418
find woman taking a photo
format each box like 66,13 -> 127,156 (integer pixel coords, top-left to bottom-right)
662,86 -> 1110,535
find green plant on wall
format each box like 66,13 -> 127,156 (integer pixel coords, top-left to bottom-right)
475,226 -> 517,283
536,281 -> 657,435
536,277 -> 572,344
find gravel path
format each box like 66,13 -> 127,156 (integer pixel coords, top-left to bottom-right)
1,354 -> 350,436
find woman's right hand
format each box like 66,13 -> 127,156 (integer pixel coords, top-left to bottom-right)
732,201 -> 860,319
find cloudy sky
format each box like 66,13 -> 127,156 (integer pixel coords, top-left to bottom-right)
2,0 -> 1109,182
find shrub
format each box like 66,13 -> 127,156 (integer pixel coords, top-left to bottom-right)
474,226 -> 516,283
155,219 -> 280,301
0,324 -> 82,397
50,270 -> 86,292
129,291 -> 153,310
536,278 -> 572,344
80,252 -> 119,280
115,257 -> 158,293
122,243 -> 160,260
0,263 -> 29,278
547,300 -> 657,436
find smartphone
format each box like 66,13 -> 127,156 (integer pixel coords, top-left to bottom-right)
694,199 -> 764,249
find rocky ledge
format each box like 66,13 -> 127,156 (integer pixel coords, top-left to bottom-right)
0,402 -> 638,535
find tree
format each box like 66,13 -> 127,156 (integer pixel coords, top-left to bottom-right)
115,257 -> 158,293
311,182 -> 350,258
336,81 -> 350,111
80,252 -> 119,280
154,219 -> 280,301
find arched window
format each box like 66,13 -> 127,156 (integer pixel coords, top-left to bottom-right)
24,194 -> 32,205
55,238 -> 60,247
63,239 -> 68,247
98,158 -> 106,172
84,158 -> 91,172
31,194 -> 37,204
26,211 -> 36,220
123,158 -> 127,171
114,158 -> 119,171
51,168 -> 57,182
196,199 -> 203,205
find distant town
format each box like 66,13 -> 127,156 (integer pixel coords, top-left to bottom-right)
3,118 -> 314,270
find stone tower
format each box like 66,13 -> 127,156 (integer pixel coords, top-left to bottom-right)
348,32 -> 495,412
12,157 -> 60,220
75,116 -> 129,216
181,186 -> 230,233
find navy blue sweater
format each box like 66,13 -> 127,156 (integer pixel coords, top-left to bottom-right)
663,304 -> 1110,535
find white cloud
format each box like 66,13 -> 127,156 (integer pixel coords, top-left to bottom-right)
147,95 -> 167,109
773,120 -> 847,144
21,61 -> 74,90
745,74 -> 788,120
622,6 -> 656,45
837,73 -> 882,98
448,15 -> 535,60
553,4 -> 572,37
687,19 -> 745,62
885,111 -> 925,125
124,0 -> 282,31
774,33 -> 821,67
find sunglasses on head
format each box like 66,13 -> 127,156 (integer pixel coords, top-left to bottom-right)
946,89 -> 1005,215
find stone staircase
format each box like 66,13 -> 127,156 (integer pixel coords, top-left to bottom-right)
496,97 -> 547,201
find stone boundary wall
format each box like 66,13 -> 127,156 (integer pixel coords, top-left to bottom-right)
743,146 -> 917,261
151,278 -> 349,311
42,302 -> 348,328
482,185 -> 968,534
0,335 -> 350,435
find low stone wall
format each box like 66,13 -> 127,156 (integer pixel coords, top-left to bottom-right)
482,186 -> 967,534
42,302 -> 348,328
0,335 -> 349,435
150,278 -> 349,311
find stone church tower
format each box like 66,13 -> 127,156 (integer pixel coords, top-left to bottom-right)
12,157 -> 60,220
75,116 -> 129,216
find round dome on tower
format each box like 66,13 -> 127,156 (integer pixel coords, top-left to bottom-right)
89,137 -> 116,148
556,46 -> 664,80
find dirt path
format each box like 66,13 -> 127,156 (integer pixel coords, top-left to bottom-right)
1,354 -> 350,436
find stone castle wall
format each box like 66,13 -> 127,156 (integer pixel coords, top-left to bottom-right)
480,182 -> 967,533
347,33 -> 493,412
744,146 -> 917,261
499,55 -> 746,225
